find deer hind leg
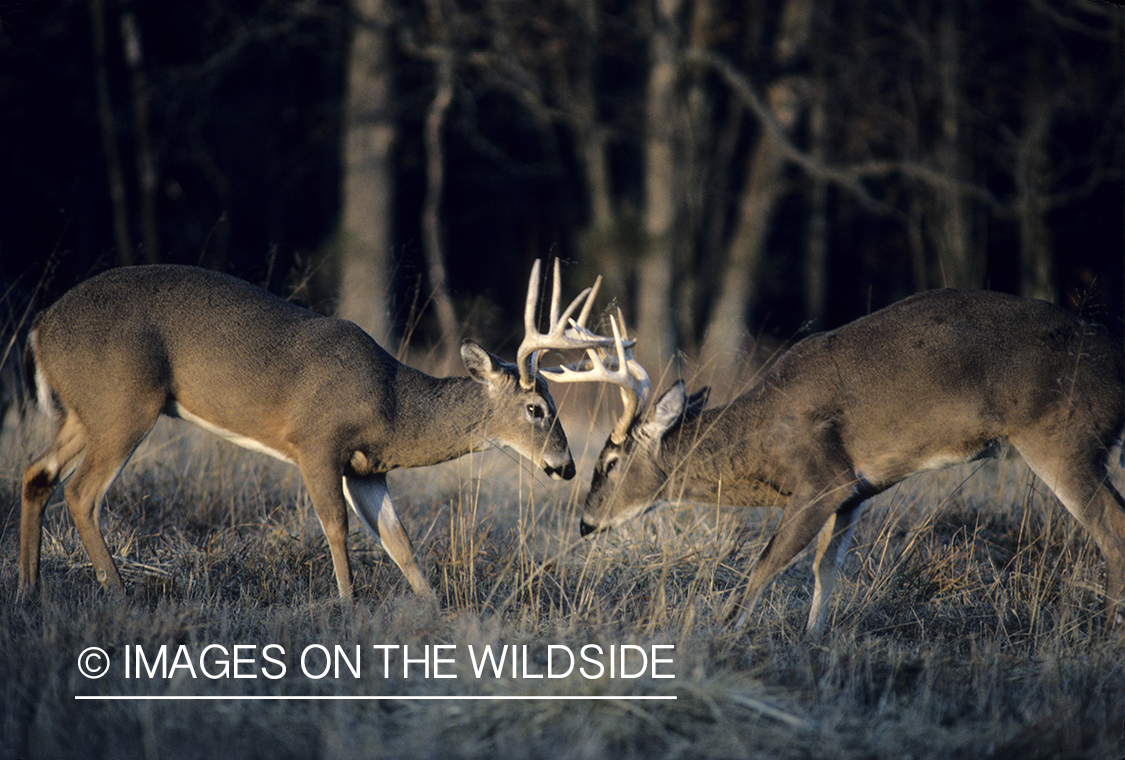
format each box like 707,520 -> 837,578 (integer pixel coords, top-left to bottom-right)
729,474 -> 861,631
19,409 -> 88,591
1016,439 -> 1125,624
61,407 -> 159,593
343,475 -> 435,600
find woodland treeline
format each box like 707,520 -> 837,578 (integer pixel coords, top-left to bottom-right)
1,0 -> 1122,372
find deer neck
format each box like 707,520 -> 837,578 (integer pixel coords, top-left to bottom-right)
657,395 -> 791,507
376,370 -> 493,470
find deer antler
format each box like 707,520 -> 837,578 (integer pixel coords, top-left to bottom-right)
541,308 -> 650,444
517,259 -> 617,389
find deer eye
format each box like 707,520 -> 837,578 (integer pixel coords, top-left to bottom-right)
604,457 -> 618,474
527,403 -> 545,420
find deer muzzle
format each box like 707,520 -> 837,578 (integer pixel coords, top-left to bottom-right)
579,518 -> 605,537
543,459 -> 576,481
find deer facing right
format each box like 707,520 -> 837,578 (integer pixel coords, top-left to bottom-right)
19,259 -> 614,601
566,289 -> 1125,635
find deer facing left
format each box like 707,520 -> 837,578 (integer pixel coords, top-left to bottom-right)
19,260 -> 613,599
561,291 -> 1125,635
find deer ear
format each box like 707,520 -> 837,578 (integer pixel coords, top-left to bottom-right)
685,386 -> 710,419
639,380 -> 687,441
461,340 -> 508,387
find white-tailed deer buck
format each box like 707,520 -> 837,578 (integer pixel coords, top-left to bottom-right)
20,260 -> 615,600
570,289 -> 1125,634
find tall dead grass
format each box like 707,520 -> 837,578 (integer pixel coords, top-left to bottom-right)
2,390 -> 1124,759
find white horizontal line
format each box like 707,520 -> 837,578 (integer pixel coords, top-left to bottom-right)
75,695 -> 677,701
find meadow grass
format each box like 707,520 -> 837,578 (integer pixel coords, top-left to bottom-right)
2,391 -> 1124,760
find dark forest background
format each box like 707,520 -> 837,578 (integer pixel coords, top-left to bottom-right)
1,0 -> 1122,374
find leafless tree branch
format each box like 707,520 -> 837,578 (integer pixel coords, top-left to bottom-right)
682,47 -> 1002,213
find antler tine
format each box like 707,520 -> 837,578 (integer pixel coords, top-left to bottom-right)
552,257 -> 604,340
542,310 -> 650,444
518,258 -> 548,388
523,258 -> 542,338
549,258 -> 562,329
608,309 -> 649,443
517,258 -> 617,389
573,274 -> 600,333
539,320 -> 625,386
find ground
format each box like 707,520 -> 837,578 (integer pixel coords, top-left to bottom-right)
2,404 -> 1123,759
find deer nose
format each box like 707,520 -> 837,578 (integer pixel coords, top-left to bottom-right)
579,519 -> 601,537
544,460 -> 576,481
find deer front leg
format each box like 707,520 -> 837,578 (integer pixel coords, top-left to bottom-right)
728,476 -> 859,631
343,475 -> 436,601
806,499 -> 864,636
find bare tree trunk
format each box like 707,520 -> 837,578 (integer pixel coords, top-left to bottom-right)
701,0 -> 812,369
637,0 -> 685,373
338,0 -> 397,344
676,0 -> 720,355
571,0 -> 613,231
1015,99 -> 1055,302
804,78 -> 829,326
418,0 -> 460,362
1015,63 -> 1056,302
566,0 -> 632,315
121,12 -> 160,264
698,85 -> 790,365
90,0 -> 133,266
420,46 -> 460,360
908,196 -> 928,292
930,6 -> 979,288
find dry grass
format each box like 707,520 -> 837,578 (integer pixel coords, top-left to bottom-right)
2,397 -> 1125,760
